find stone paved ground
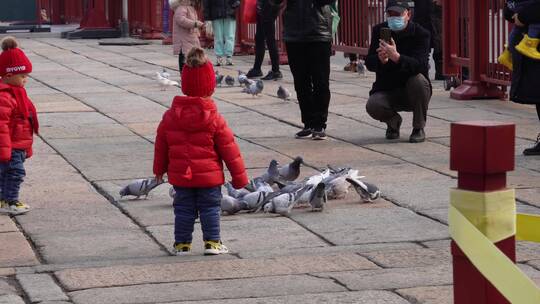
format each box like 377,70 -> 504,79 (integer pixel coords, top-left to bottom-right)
0,36 -> 539,304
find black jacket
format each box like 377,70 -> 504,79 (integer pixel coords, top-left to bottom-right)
504,0 -> 540,25
203,0 -> 238,21
257,0 -> 281,22
412,0 -> 433,34
365,22 -> 431,95
274,0 -> 335,43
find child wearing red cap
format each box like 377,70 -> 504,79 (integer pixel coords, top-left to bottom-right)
153,47 -> 248,255
0,37 -> 39,215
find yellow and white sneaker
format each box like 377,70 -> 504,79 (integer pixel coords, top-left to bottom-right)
204,240 -> 229,255
173,243 -> 192,256
0,201 -> 30,215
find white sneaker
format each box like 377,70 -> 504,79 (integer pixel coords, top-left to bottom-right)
215,57 -> 224,66
204,240 -> 229,255
226,57 -> 233,66
0,201 -> 30,215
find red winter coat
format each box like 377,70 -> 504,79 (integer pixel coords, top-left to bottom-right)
153,96 -> 248,189
0,83 -> 37,162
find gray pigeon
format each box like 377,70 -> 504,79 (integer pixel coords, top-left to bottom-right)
243,79 -> 264,96
242,191 -> 273,210
221,195 -> 247,215
277,85 -> 291,100
278,156 -> 303,181
357,61 -> 366,75
346,178 -> 381,202
119,178 -> 162,199
215,70 -> 224,87
225,75 -> 235,86
246,160 -> 279,191
262,185 -> 311,215
225,182 -> 250,199
308,182 -> 327,211
238,70 -> 249,86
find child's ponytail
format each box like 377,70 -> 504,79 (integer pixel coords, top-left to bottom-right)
1,36 -> 18,51
186,47 -> 207,68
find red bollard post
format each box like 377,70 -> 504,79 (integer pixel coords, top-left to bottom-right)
450,121 -> 516,304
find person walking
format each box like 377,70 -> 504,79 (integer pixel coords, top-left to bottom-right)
504,1 -> 540,155
274,0 -> 336,140
170,0 -> 204,71
153,47 -> 248,255
365,0 -> 432,143
203,0 -> 240,66
246,0 -> 283,80
0,37 -> 39,215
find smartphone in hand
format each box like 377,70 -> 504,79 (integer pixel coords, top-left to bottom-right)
380,27 -> 392,43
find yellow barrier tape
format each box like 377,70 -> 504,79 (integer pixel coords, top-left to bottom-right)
450,189 -> 516,243
517,213 -> 540,243
449,206 -> 540,304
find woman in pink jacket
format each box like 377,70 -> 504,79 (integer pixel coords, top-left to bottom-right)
170,0 -> 204,71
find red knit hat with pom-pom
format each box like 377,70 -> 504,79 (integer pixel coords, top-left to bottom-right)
181,48 -> 216,97
0,37 -> 32,77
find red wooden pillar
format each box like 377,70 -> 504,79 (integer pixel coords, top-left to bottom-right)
450,121 -> 516,304
141,0 -> 163,39
450,0 -> 505,100
442,0 -> 459,78
80,0 -> 111,28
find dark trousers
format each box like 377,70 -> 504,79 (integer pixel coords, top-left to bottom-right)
178,52 -> 185,72
286,41 -> 332,130
366,74 -> 432,129
0,149 -> 26,203
253,18 -> 280,72
173,186 -> 222,244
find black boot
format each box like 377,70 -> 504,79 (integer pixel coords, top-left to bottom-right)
409,128 -> 426,143
523,134 -> 540,155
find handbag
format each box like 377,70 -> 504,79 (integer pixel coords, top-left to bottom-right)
241,0 -> 257,23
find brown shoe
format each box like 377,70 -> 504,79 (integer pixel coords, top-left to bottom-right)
344,62 -> 358,72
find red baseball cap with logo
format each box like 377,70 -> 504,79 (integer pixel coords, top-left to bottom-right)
0,37 -> 33,77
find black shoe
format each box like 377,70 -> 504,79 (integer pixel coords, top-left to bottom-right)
295,128 -> 312,139
246,69 -> 263,78
312,128 -> 327,140
385,115 -> 402,140
261,70 -> 283,81
409,128 -> 426,143
523,134 -> 540,155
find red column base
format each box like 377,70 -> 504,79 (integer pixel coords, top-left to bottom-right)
162,36 -> 172,45
450,80 -> 506,100
141,31 -> 164,40
451,236 -> 515,304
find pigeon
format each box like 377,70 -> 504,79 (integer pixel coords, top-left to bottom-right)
215,70 -> 224,87
169,187 -> 176,199
246,160 -> 280,191
261,185 -> 311,215
225,182 -> 250,199
325,176 -> 350,200
308,182 -> 327,211
242,191 -> 274,210
278,156 -> 303,181
221,195 -> 247,215
155,72 -> 179,91
357,61 -> 366,75
225,75 -> 235,86
305,169 -> 331,187
346,177 -> 381,202
160,68 -> 170,79
120,178 -> 163,199
238,70 -> 249,86
277,85 -> 291,101
243,79 -> 264,96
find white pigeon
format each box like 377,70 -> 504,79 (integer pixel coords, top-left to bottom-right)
325,176 -> 350,200
238,70 -> 249,86
346,177 -> 381,203
160,68 -> 170,79
305,169 -> 331,187
155,72 -> 179,91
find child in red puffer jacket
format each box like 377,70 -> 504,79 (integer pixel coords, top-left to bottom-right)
153,47 -> 248,256
0,37 -> 38,215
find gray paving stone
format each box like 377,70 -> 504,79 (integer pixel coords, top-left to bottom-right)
165,290 -> 410,304
397,285 -> 453,304
69,275 -> 347,304
40,113 -> 133,139
0,294 -> 25,304
518,242 -> 540,263
0,277 -> 17,296
319,265 -> 452,290
290,205 -> 448,245
17,274 -> 69,302
363,247 -> 451,268
0,232 -> 39,267
0,216 -> 17,233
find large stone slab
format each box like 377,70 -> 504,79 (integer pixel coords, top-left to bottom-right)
40,112 -> 133,139
0,232 -> 39,267
166,290 -> 409,304
17,274 -> 69,302
290,205 -> 448,245
69,275 -> 347,304
0,216 -> 17,233
397,285 -> 453,304
363,247 -> 452,268
0,294 -> 25,304
0,277 -> 17,296
57,253 -> 376,291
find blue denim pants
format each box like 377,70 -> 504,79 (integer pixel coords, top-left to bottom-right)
173,186 -> 222,244
0,149 -> 26,203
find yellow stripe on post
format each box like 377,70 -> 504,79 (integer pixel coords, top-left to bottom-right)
449,206 -> 540,304
517,213 -> 540,243
450,188 -> 516,243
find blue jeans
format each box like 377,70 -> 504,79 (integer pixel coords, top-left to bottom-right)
173,186 -> 222,244
212,18 -> 236,58
0,149 -> 26,203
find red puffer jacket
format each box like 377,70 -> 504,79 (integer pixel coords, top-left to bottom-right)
0,83 -> 36,162
153,96 -> 248,189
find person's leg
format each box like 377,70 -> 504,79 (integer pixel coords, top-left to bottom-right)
173,187 -> 198,245
224,18 -> 237,62
286,42 -> 314,133
3,150 -> 26,204
252,18 -> 266,72
405,74 -> 432,130
366,90 -> 404,139
508,26 -> 524,54
264,20 -> 280,73
178,51 -> 185,72
212,19 -> 225,62
196,186 -> 222,242
308,41 -> 332,132
528,24 -> 540,39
